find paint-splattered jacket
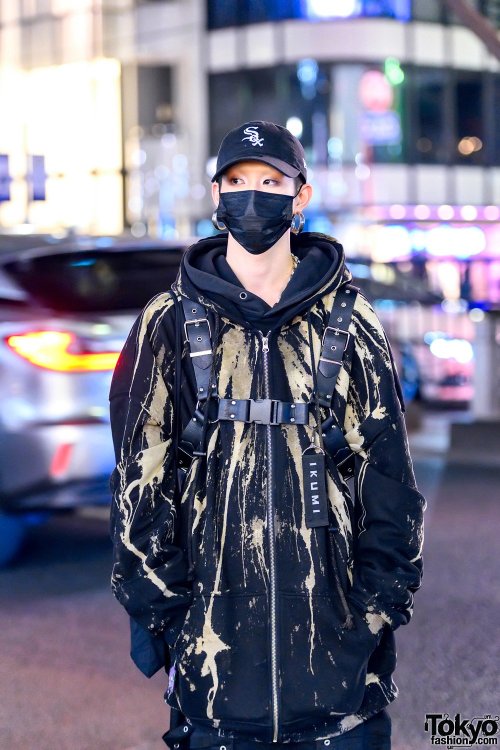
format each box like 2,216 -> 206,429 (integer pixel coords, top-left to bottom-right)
109,232 -> 426,743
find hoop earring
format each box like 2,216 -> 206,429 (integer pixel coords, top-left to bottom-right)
291,212 -> 305,235
212,211 -> 226,231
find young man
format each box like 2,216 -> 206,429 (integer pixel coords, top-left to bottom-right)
109,121 -> 426,749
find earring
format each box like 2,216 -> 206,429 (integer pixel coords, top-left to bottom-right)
291,212 -> 305,235
212,211 -> 226,231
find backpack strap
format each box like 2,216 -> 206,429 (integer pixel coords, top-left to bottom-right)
181,297 -> 215,402
177,297 -> 217,467
315,283 -> 360,479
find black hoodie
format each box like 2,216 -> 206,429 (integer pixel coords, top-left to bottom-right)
179,231 -> 352,332
108,232 -> 426,743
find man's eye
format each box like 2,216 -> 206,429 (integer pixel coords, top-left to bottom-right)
263,178 -> 278,185
230,177 -> 243,184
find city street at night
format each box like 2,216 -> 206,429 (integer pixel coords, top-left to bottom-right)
1,454 -> 498,750
1,1 -> 500,749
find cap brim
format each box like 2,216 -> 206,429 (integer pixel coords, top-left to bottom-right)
211,155 -> 301,182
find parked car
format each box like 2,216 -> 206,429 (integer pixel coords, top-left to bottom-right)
0,234 -> 188,565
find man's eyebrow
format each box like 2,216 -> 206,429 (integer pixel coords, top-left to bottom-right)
225,165 -> 283,177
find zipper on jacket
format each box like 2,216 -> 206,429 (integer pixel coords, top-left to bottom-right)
260,329 -> 280,743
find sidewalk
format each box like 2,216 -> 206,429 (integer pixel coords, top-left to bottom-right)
407,406 -> 451,460
407,404 -> 500,470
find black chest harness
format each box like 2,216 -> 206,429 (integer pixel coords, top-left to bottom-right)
175,282 -> 360,487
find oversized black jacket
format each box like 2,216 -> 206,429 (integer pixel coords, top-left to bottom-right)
109,232 -> 426,743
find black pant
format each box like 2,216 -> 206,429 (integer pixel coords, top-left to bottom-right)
187,710 -> 392,750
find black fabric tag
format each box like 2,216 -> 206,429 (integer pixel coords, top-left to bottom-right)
302,452 -> 329,528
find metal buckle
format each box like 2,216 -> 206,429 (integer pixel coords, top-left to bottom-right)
320,326 -> 350,365
183,316 -> 212,345
319,355 -> 342,366
191,395 -> 220,426
248,398 -> 279,425
321,325 -> 350,348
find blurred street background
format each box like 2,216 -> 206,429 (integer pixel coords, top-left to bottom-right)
0,0 -> 499,748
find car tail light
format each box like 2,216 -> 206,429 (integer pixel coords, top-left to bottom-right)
50,443 -> 74,478
6,330 -> 120,372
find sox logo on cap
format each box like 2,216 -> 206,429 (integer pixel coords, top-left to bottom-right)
242,126 -> 264,147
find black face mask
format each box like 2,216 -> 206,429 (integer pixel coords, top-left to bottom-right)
216,189 -> 294,255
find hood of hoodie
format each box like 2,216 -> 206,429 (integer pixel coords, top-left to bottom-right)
171,231 -> 352,332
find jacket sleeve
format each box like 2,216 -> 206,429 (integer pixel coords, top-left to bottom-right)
343,292 -> 426,632
108,292 -> 192,640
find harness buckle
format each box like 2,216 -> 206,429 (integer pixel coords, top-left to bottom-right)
320,326 -> 350,365
183,317 -> 212,345
248,398 -> 280,425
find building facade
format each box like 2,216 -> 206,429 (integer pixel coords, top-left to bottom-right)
0,1 -> 499,312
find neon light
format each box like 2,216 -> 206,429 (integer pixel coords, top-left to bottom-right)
371,225 -> 412,262
414,204 -> 431,220
359,70 -> 393,111
484,205 -> 500,221
307,0 -> 358,18
460,205 -> 477,221
437,204 -> 454,220
355,164 -> 370,180
427,226 -> 485,258
469,308 -> 485,322
389,204 -> 406,219
384,57 -> 405,86
286,117 -> 303,138
297,59 -> 319,85
410,228 -> 427,250
429,337 -> 473,364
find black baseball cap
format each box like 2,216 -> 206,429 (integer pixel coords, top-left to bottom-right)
211,120 -> 308,183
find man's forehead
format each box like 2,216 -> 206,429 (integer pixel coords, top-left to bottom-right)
223,160 -> 287,177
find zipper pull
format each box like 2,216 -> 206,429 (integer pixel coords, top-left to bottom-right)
261,330 -> 271,353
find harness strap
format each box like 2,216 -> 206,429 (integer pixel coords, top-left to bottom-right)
217,397 -> 310,425
178,398 -> 310,466
316,284 -> 358,408
181,297 -> 215,403
178,283 -> 359,478
315,283 -> 359,478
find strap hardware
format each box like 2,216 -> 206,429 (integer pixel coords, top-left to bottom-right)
178,283 -> 360,480
248,398 -> 279,425
320,326 -> 350,365
183,316 -> 212,345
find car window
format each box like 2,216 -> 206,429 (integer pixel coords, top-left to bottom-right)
3,249 -> 184,312
0,268 -> 28,303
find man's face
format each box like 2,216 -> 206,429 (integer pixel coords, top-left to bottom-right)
216,161 -> 297,198
211,159 -> 313,215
